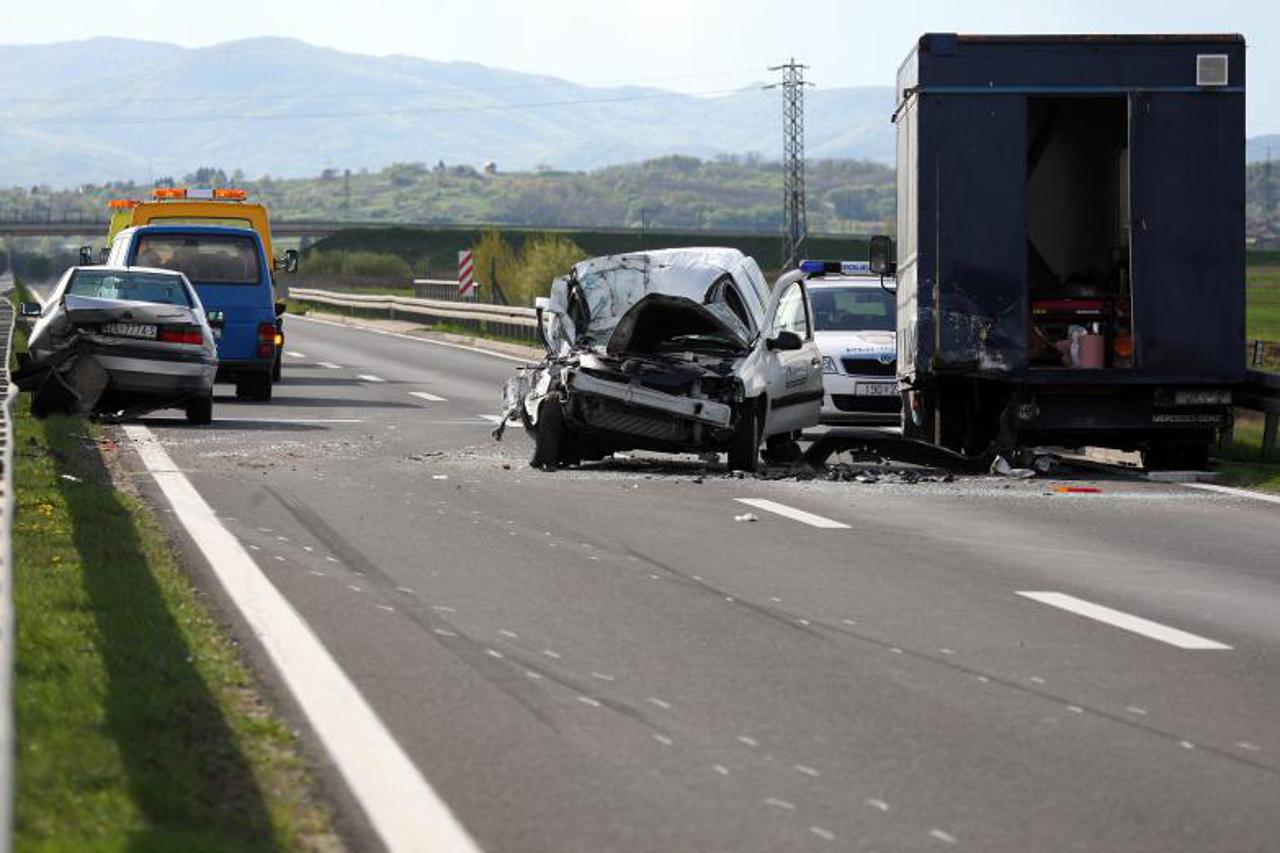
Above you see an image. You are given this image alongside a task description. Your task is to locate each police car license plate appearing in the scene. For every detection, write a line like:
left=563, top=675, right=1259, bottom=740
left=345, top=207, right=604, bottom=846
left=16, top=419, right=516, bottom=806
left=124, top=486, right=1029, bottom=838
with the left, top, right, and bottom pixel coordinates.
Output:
left=855, top=382, right=897, bottom=397
left=102, top=322, right=157, bottom=339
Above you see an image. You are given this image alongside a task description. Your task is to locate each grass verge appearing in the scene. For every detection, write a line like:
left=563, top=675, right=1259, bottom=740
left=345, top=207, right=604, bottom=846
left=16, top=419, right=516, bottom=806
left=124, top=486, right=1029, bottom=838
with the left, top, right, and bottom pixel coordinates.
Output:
left=1215, top=412, right=1280, bottom=493
left=8, top=289, right=339, bottom=851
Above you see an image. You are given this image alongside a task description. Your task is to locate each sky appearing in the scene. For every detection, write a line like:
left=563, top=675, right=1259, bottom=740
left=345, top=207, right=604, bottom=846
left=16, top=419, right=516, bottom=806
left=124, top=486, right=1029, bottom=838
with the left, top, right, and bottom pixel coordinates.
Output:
left=6, top=0, right=1278, bottom=135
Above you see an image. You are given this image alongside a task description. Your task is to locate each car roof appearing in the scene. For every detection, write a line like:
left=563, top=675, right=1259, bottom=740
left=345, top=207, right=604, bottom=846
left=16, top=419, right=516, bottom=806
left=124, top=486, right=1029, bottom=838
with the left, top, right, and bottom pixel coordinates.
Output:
left=72, top=264, right=186, bottom=276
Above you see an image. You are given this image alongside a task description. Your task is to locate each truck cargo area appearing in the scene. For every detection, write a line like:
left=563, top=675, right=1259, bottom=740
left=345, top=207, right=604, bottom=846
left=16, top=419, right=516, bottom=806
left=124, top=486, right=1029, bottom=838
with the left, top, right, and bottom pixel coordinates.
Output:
left=1027, top=97, right=1134, bottom=371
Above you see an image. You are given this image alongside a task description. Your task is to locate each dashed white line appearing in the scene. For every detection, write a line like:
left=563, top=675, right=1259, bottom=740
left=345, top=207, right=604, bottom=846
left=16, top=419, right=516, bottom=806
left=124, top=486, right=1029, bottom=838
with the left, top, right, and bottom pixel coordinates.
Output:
left=1237, top=741, right=1262, bottom=752
left=1180, top=740, right=1196, bottom=750
left=308, top=570, right=326, bottom=577
left=713, top=764, right=730, bottom=776
left=734, top=498, right=850, bottom=529
left=377, top=605, right=395, bottom=613
left=485, top=649, right=504, bottom=660
left=274, top=555, right=286, bottom=562
left=590, top=672, right=615, bottom=682
left=764, top=798, right=796, bottom=811
left=498, top=630, right=519, bottom=639
left=930, top=829, right=958, bottom=845
left=410, top=391, right=448, bottom=402
left=810, top=827, right=836, bottom=842
left=317, top=361, right=342, bottom=369
left=286, top=350, right=307, bottom=358
left=1017, top=591, right=1232, bottom=650
left=866, top=798, right=890, bottom=812
left=396, top=587, right=414, bottom=594
left=736, top=735, right=759, bottom=747
left=348, top=585, right=363, bottom=593
left=576, top=696, right=602, bottom=708
left=542, top=650, right=561, bottom=660
left=1126, top=706, right=1148, bottom=716
left=432, top=628, right=457, bottom=638
left=357, top=374, right=386, bottom=383
left=524, top=671, right=543, bottom=680
left=795, top=764, right=820, bottom=778
left=432, top=606, right=457, bottom=614
left=477, top=414, right=505, bottom=424
left=653, top=734, right=673, bottom=746
left=647, top=697, right=671, bottom=710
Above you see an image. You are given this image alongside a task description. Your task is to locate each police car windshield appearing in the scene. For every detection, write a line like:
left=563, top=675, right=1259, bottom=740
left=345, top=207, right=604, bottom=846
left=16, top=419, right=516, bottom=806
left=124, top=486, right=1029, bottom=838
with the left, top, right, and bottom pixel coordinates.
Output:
left=810, top=285, right=895, bottom=332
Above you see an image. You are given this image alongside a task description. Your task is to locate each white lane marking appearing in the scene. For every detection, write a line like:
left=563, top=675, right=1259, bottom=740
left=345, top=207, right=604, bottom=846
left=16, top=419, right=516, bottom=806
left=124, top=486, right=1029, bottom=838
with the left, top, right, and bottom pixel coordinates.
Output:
left=542, top=649, right=561, bottom=660
left=293, top=314, right=533, bottom=364
left=317, top=361, right=342, bottom=369
left=930, top=829, right=957, bottom=845
left=485, top=649, right=504, bottom=660
left=647, top=697, right=671, bottom=710
left=348, top=585, right=363, bottom=593
left=377, top=605, right=395, bottom=613
left=1017, top=592, right=1232, bottom=650
left=734, top=498, right=850, bottom=530
left=1126, top=706, right=1148, bottom=716
left=309, top=570, right=326, bottom=577
left=1180, top=740, right=1196, bottom=750
left=590, top=672, right=615, bottom=682
left=433, top=628, right=457, bottom=638
left=498, top=629, right=518, bottom=639
left=653, top=734, right=673, bottom=746
left=1067, top=705, right=1084, bottom=714
left=736, top=735, right=758, bottom=747
left=477, top=414, right=504, bottom=424
left=1185, top=483, right=1280, bottom=506
left=410, top=391, right=448, bottom=402
left=713, top=765, right=730, bottom=776
left=286, top=351, right=307, bottom=358
left=1238, top=741, right=1262, bottom=752
left=866, top=798, right=890, bottom=812
left=120, top=425, right=480, bottom=852
left=811, top=827, right=835, bottom=842
left=795, top=764, right=820, bottom=777
left=357, top=374, right=386, bottom=383
left=764, top=798, right=796, bottom=811
left=576, top=696, right=602, bottom=708
left=524, top=671, right=543, bottom=680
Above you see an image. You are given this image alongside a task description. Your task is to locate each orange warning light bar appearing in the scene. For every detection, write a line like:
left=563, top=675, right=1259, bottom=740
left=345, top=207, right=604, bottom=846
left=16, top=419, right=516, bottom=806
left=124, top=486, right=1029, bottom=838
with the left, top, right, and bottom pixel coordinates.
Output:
left=213, top=188, right=247, bottom=200
left=107, top=199, right=140, bottom=209
left=152, top=188, right=186, bottom=199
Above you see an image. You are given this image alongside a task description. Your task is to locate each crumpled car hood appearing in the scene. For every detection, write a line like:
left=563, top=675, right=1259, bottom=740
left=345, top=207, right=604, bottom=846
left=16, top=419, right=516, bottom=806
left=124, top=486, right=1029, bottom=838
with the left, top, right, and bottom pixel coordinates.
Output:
left=606, top=293, right=750, bottom=356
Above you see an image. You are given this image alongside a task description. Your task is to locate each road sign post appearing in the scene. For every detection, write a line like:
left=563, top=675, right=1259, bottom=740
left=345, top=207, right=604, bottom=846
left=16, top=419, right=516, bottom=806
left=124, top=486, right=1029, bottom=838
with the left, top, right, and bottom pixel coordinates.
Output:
left=457, top=251, right=476, bottom=301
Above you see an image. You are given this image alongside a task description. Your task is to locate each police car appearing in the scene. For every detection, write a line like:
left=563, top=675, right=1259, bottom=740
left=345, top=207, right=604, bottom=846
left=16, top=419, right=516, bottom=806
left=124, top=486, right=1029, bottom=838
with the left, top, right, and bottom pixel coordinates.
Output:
left=799, top=260, right=901, bottom=425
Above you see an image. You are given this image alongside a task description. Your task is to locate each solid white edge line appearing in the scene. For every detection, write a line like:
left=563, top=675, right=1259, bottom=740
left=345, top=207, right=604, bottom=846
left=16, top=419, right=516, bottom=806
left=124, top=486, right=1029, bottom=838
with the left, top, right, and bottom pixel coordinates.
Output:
left=292, top=314, right=533, bottom=364
left=1016, top=591, right=1232, bottom=650
left=121, top=425, right=481, bottom=852
left=734, top=498, right=850, bottom=529
left=410, top=392, right=448, bottom=402
left=1184, top=482, right=1280, bottom=506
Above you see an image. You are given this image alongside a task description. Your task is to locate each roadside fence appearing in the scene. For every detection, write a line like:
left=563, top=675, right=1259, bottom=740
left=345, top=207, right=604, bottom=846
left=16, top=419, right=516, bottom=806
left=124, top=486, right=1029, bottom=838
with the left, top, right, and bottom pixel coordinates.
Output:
left=0, top=277, right=18, bottom=853
left=289, top=287, right=539, bottom=344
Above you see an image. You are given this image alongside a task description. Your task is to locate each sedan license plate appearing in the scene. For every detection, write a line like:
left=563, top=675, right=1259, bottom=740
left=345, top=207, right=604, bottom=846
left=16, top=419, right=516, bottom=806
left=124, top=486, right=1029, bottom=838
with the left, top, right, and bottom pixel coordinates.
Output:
left=855, top=381, right=897, bottom=397
left=101, top=322, right=157, bottom=340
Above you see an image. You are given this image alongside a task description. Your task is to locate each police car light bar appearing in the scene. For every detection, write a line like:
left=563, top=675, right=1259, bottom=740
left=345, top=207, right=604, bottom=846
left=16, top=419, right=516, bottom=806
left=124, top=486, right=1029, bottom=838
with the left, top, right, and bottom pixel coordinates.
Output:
left=799, top=260, right=873, bottom=276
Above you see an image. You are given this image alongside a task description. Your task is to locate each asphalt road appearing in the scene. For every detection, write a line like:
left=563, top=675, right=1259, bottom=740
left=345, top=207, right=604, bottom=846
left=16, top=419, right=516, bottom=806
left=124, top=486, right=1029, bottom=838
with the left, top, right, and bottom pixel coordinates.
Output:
left=119, top=314, right=1280, bottom=852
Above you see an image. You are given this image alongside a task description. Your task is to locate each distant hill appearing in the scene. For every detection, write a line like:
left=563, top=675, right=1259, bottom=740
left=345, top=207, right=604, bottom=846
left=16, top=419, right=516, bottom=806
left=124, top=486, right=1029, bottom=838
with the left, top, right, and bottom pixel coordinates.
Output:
left=1248, top=135, right=1280, bottom=164
left=0, top=37, right=897, bottom=187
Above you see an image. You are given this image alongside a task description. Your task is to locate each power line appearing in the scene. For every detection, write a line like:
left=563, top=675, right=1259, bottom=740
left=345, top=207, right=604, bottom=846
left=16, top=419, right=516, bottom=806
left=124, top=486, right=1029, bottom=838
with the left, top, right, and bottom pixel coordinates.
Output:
left=765, top=59, right=811, bottom=269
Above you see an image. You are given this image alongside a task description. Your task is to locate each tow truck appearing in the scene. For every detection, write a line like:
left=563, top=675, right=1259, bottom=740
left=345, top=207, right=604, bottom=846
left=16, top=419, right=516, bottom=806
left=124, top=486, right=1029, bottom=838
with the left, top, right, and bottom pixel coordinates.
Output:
left=96, top=188, right=297, bottom=381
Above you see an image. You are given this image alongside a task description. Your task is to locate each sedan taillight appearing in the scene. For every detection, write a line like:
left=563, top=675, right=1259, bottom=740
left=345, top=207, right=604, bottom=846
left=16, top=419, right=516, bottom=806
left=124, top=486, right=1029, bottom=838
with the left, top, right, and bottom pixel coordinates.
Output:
left=159, top=326, right=204, bottom=345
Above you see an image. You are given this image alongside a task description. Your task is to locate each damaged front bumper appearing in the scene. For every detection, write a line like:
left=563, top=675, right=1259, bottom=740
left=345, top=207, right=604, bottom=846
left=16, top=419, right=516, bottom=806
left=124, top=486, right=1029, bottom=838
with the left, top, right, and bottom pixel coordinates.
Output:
left=564, top=369, right=733, bottom=428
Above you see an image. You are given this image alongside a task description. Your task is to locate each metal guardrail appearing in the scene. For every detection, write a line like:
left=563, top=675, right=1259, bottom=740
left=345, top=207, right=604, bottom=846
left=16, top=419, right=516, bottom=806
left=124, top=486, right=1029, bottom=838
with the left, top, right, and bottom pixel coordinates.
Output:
left=1240, top=368, right=1280, bottom=460
left=0, top=275, right=18, bottom=853
left=290, top=287, right=540, bottom=344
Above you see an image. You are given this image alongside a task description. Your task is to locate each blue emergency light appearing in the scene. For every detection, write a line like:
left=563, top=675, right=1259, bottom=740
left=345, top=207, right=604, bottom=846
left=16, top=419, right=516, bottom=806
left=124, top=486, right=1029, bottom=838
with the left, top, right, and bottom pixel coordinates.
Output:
left=799, top=260, right=873, bottom=276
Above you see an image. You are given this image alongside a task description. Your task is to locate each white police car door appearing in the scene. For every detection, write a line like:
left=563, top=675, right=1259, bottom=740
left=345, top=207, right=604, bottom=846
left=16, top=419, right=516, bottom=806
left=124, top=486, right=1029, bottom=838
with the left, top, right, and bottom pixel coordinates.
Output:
left=762, top=279, right=823, bottom=437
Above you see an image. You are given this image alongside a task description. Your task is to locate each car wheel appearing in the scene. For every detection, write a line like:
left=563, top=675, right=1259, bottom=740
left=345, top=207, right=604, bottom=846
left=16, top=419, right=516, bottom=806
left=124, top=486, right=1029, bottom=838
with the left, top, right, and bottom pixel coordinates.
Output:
left=530, top=398, right=564, bottom=470
left=185, top=394, right=213, bottom=425
left=236, top=372, right=273, bottom=402
left=762, top=434, right=803, bottom=465
left=728, top=399, right=761, bottom=473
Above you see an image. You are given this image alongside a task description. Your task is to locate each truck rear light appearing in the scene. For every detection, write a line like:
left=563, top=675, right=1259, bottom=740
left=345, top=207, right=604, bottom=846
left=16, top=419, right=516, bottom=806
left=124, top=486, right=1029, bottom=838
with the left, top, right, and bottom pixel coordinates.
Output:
left=159, top=326, right=204, bottom=345
left=257, top=322, right=276, bottom=358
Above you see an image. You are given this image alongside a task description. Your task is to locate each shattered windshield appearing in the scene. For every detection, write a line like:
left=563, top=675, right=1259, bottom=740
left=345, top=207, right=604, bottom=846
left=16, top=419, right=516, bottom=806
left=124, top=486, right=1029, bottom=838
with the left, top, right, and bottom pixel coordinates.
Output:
left=66, top=269, right=192, bottom=306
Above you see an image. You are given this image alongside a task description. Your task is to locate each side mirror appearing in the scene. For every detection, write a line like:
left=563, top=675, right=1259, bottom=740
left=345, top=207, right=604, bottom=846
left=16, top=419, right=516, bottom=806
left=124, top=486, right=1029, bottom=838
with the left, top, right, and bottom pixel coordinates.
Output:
left=274, top=300, right=287, bottom=317
left=283, top=249, right=299, bottom=274
left=767, top=330, right=804, bottom=351
left=98, top=247, right=109, bottom=264
left=79, top=246, right=93, bottom=266
left=206, top=310, right=225, bottom=327
left=20, top=302, right=42, bottom=318
left=869, top=235, right=896, bottom=276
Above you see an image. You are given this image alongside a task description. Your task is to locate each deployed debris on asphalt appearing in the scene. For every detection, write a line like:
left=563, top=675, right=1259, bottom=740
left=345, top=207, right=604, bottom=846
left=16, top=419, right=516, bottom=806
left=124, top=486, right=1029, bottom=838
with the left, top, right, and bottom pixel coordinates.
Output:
left=493, top=248, right=824, bottom=472
left=14, top=267, right=218, bottom=423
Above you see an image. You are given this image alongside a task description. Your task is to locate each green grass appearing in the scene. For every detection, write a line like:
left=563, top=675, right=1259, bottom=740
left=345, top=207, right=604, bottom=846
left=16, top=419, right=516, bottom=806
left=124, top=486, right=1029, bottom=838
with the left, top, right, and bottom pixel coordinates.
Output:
left=8, top=290, right=337, bottom=851
left=1246, top=264, right=1280, bottom=346
left=1215, top=412, right=1280, bottom=493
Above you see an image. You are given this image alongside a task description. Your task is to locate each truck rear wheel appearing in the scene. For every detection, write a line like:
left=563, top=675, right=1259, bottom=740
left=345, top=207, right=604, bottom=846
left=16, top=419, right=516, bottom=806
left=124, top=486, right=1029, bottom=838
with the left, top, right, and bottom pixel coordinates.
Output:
left=236, top=371, right=273, bottom=402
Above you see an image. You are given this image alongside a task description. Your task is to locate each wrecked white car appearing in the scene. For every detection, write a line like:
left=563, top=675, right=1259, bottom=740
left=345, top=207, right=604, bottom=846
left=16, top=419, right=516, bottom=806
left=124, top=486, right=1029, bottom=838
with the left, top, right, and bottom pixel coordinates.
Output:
left=15, top=266, right=219, bottom=423
left=494, top=248, right=824, bottom=471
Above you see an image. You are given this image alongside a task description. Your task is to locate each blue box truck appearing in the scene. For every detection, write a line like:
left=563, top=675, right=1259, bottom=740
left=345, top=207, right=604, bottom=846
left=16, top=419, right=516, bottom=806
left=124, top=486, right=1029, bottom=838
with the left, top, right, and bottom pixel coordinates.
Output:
left=889, top=34, right=1245, bottom=468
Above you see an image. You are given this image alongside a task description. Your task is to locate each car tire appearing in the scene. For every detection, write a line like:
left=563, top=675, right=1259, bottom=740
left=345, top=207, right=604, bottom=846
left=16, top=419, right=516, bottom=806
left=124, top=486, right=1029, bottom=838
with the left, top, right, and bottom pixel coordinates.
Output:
left=762, top=434, right=803, bottom=465
left=728, top=399, right=761, bottom=473
left=236, top=371, right=273, bottom=402
left=530, top=398, right=564, bottom=470
left=185, top=394, right=213, bottom=425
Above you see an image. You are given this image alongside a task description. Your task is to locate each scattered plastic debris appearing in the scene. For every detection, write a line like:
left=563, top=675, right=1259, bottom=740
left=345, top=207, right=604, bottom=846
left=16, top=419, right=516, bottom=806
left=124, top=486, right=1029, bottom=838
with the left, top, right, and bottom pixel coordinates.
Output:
left=1053, top=486, right=1102, bottom=494
left=59, top=474, right=82, bottom=483
left=432, top=474, right=450, bottom=481
left=734, top=513, right=759, bottom=523
left=991, top=456, right=1036, bottom=479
